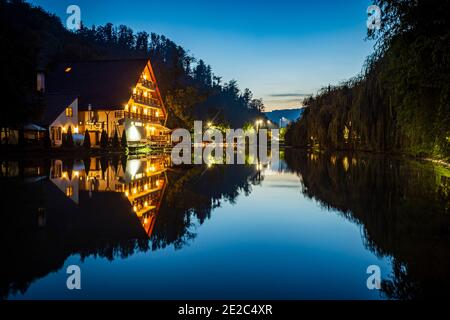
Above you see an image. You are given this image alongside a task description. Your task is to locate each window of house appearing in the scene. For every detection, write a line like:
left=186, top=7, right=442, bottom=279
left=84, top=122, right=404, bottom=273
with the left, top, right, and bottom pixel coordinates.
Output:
left=66, top=107, right=73, bottom=117
left=66, top=186, right=74, bottom=197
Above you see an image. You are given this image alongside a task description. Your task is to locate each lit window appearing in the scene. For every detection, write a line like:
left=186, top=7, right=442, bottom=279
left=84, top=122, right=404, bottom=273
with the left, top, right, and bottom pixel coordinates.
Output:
left=66, top=186, right=73, bottom=197
left=66, top=107, right=73, bottom=117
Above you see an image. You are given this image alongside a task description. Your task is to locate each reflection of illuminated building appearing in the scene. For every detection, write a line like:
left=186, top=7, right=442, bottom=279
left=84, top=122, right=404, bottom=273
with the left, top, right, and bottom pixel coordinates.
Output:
left=48, top=155, right=170, bottom=237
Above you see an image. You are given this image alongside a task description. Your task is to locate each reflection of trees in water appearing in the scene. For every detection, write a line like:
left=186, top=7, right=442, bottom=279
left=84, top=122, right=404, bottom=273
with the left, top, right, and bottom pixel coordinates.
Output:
left=0, top=158, right=258, bottom=298
left=381, top=261, right=422, bottom=300
left=285, top=149, right=450, bottom=300
left=0, top=177, right=151, bottom=299
left=151, top=165, right=258, bottom=250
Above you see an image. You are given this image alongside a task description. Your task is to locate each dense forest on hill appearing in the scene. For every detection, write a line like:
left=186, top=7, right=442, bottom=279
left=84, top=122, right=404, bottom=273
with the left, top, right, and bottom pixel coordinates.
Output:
left=0, top=0, right=264, bottom=130
left=285, top=0, right=450, bottom=160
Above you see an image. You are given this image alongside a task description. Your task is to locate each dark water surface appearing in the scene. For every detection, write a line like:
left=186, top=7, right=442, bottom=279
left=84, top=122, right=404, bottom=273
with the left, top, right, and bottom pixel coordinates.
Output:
left=1, top=150, right=449, bottom=300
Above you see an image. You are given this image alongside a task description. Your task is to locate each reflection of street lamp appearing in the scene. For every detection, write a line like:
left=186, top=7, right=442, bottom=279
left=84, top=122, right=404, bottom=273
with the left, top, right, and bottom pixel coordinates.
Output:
left=255, top=120, right=264, bottom=163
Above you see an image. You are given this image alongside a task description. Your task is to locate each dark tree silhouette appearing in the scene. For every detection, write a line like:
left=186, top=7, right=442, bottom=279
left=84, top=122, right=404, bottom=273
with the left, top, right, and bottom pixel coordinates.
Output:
left=100, top=130, right=108, bottom=149
left=121, top=130, right=127, bottom=148
left=286, top=0, right=450, bottom=160
left=112, top=130, right=120, bottom=148
left=83, top=130, right=91, bottom=149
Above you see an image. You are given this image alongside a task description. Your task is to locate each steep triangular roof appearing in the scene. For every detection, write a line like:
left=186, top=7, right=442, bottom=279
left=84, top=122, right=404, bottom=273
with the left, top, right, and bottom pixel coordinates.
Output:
left=40, top=93, right=78, bottom=126
left=46, top=59, right=150, bottom=111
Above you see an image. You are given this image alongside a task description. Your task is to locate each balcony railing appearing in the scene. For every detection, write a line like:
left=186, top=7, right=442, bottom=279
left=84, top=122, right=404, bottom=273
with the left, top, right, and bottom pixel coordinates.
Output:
left=132, top=94, right=160, bottom=108
left=115, top=111, right=163, bottom=123
left=139, top=78, right=156, bottom=90
left=149, top=136, right=169, bottom=142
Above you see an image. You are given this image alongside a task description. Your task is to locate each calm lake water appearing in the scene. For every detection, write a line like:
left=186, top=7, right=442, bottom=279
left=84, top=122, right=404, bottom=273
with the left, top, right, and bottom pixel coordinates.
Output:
left=1, top=149, right=449, bottom=300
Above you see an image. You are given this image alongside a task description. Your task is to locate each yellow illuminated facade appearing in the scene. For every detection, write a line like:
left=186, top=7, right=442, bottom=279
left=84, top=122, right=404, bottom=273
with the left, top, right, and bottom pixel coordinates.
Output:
left=48, top=155, right=170, bottom=237
left=78, top=60, right=171, bottom=147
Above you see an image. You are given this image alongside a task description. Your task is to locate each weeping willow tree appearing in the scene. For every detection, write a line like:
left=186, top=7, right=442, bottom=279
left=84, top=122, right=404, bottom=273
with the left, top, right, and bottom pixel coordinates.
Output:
left=286, top=0, right=450, bottom=159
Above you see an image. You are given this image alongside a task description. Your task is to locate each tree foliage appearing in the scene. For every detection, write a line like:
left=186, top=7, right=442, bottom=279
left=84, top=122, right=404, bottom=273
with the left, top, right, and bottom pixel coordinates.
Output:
left=100, top=130, right=108, bottom=149
left=286, top=0, right=450, bottom=159
left=83, top=130, right=91, bottom=149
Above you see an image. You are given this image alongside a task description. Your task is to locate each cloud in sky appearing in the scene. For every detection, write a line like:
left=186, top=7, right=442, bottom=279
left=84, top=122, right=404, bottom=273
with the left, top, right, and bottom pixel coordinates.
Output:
left=268, top=93, right=313, bottom=98
left=266, top=98, right=305, bottom=104
left=264, top=92, right=313, bottom=110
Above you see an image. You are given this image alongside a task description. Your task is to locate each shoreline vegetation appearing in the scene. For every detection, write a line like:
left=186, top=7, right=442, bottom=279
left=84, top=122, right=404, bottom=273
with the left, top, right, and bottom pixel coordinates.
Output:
left=285, top=0, right=449, bottom=163
left=284, top=145, right=450, bottom=171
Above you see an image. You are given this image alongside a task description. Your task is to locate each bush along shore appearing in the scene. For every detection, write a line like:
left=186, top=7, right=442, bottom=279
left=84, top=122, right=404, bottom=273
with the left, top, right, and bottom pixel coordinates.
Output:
left=0, top=129, right=129, bottom=157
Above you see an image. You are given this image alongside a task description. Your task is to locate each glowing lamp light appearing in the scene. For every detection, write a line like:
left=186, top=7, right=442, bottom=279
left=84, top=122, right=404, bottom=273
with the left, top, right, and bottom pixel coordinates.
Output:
left=124, top=104, right=129, bottom=111
left=133, top=88, right=137, bottom=94
left=155, top=111, right=160, bottom=117
left=133, top=206, right=137, bottom=212
left=144, top=218, right=148, bottom=224
left=132, top=105, right=137, bottom=113
left=74, top=127, right=79, bottom=134
left=144, top=184, right=148, bottom=190
left=145, top=201, right=148, bottom=207
left=133, top=188, right=137, bottom=195
left=144, top=109, right=148, bottom=115
left=144, top=91, right=148, bottom=98
left=208, top=122, right=213, bottom=128
left=125, top=191, right=129, bottom=197
left=143, top=74, right=147, bottom=80
left=128, top=125, right=141, bottom=141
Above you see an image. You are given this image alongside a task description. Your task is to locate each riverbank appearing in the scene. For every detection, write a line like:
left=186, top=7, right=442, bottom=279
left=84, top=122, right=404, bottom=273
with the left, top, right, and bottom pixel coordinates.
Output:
left=284, top=145, right=450, bottom=170
left=0, top=146, right=126, bottom=159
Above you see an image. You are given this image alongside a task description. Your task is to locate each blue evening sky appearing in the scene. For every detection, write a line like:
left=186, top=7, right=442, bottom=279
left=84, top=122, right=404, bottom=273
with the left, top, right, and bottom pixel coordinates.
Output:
left=30, top=0, right=375, bottom=110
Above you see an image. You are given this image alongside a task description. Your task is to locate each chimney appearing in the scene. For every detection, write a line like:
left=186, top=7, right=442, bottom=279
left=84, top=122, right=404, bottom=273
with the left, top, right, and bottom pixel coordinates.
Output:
left=37, top=72, right=45, bottom=92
